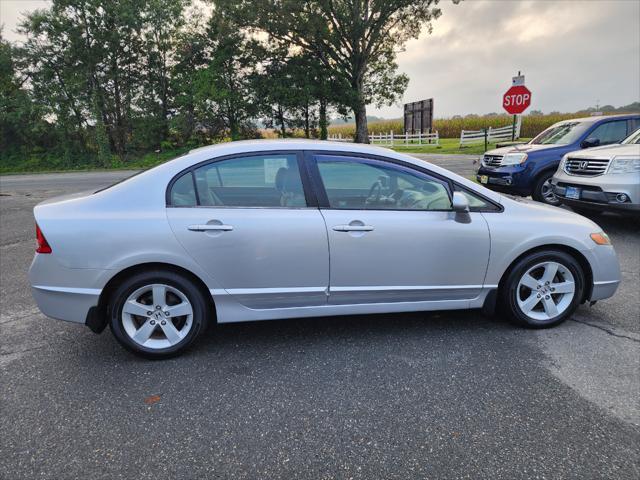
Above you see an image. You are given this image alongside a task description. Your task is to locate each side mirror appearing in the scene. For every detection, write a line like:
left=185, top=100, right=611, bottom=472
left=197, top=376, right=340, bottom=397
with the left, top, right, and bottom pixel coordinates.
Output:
left=452, top=191, right=470, bottom=213
left=580, top=137, right=600, bottom=149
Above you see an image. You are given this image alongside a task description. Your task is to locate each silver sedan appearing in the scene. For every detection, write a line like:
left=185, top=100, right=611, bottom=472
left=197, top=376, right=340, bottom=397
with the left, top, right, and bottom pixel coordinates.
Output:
left=29, top=140, right=621, bottom=358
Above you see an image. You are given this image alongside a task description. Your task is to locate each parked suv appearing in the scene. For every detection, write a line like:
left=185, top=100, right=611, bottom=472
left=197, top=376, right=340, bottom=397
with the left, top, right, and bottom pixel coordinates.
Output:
left=476, top=114, right=640, bottom=205
left=551, top=128, right=640, bottom=215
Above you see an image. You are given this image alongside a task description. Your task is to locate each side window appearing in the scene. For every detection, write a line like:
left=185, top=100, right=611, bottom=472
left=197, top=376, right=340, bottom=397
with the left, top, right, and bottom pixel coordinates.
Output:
left=588, top=120, right=628, bottom=146
left=190, top=154, right=307, bottom=207
left=315, top=156, right=452, bottom=211
left=454, top=185, right=499, bottom=211
left=170, top=172, right=197, bottom=207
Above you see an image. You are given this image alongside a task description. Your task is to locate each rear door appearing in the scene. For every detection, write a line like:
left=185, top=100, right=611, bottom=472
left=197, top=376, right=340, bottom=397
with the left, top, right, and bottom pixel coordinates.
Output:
left=586, top=119, right=632, bottom=146
left=307, top=153, right=491, bottom=305
left=167, top=151, right=329, bottom=309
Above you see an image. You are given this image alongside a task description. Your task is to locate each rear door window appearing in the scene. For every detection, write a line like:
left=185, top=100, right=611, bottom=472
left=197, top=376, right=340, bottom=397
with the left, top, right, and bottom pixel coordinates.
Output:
left=588, top=120, right=629, bottom=145
left=191, top=154, right=307, bottom=208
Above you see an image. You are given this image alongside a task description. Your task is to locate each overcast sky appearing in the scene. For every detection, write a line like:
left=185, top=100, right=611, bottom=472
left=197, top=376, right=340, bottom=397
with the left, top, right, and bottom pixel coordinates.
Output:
left=2, top=0, right=639, bottom=118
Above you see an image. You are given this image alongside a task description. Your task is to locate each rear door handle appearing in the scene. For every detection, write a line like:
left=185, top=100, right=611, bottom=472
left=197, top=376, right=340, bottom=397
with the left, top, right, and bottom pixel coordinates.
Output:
left=188, top=224, right=234, bottom=232
left=332, top=225, right=374, bottom=232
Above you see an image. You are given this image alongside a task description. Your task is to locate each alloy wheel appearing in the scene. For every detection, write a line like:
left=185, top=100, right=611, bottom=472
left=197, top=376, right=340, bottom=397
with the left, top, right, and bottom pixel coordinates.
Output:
left=541, top=179, right=560, bottom=205
left=516, top=261, right=576, bottom=321
left=121, top=283, right=194, bottom=349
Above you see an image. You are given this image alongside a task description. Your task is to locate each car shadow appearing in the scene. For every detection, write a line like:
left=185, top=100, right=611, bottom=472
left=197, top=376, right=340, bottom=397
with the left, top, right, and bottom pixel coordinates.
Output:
left=564, top=208, right=640, bottom=233
left=185, top=309, right=514, bottom=358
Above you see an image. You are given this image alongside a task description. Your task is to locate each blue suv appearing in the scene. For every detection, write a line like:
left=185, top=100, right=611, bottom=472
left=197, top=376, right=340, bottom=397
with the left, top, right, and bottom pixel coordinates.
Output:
left=476, top=114, right=640, bottom=205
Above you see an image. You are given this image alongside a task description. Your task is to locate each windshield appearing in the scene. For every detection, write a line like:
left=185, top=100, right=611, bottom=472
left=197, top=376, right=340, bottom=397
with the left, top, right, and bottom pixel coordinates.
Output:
left=529, top=122, right=591, bottom=145
left=622, top=128, right=640, bottom=145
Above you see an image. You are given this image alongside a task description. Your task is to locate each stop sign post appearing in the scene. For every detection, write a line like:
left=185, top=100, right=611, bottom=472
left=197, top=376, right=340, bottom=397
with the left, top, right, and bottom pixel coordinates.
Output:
left=503, top=85, right=532, bottom=114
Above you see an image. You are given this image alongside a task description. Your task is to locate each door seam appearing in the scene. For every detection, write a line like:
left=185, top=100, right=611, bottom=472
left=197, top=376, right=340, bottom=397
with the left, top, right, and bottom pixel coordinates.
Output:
left=317, top=208, right=331, bottom=302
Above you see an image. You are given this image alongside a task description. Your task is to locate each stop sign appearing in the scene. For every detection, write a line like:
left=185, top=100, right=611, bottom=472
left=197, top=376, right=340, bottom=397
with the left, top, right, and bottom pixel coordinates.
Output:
left=503, top=85, right=532, bottom=114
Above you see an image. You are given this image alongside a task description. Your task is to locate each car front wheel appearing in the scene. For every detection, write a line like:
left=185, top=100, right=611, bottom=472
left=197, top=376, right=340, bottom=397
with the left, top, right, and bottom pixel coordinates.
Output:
left=532, top=171, right=561, bottom=206
left=109, top=270, right=210, bottom=359
left=501, top=250, right=585, bottom=328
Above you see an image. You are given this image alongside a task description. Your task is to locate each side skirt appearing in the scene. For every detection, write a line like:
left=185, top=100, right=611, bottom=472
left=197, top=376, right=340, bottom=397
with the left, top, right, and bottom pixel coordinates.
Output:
left=211, top=288, right=495, bottom=323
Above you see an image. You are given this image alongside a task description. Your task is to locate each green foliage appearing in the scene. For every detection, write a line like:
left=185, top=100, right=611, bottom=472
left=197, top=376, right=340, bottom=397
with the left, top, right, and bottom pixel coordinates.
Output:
left=218, top=0, right=443, bottom=142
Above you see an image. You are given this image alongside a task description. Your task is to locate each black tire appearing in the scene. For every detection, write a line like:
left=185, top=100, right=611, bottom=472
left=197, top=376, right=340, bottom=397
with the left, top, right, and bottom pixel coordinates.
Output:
left=109, top=270, right=210, bottom=359
left=500, top=250, right=585, bottom=328
left=532, top=171, right=561, bottom=206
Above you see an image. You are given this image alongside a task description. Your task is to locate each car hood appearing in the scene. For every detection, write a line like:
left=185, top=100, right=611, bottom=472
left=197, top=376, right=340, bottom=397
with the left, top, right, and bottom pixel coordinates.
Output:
left=484, top=143, right=562, bottom=156
left=565, top=143, right=640, bottom=159
left=500, top=194, right=601, bottom=228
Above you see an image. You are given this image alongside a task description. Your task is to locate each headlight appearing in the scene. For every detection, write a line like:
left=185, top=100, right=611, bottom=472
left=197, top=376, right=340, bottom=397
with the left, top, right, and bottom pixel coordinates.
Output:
left=501, top=153, right=528, bottom=165
left=608, top=155, right=640, bottom=174
left=559, top=154, right=569, bottom=169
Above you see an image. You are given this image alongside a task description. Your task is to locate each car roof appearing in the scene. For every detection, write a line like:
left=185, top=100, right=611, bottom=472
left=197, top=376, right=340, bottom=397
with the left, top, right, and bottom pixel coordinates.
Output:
left=186, top=138, right=403, bottom=157
left=102, top=138, right=503, bottom=204
left=556, top=113, right=640, bottom=125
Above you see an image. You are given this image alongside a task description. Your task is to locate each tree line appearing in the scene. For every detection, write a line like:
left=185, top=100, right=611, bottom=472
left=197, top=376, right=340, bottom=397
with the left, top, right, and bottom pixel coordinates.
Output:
left=1, top=0, right=448, bottom=169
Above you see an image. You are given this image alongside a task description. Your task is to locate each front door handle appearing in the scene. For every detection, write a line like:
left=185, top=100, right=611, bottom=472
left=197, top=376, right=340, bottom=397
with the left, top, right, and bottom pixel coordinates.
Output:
left=188, top=224, right=234, bottom=232
left=332, top=225, right=374, bottom=232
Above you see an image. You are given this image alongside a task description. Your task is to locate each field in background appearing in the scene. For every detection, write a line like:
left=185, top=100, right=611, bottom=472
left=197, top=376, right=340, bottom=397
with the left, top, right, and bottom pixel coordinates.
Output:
left=328, top=112, right=596, bottom=139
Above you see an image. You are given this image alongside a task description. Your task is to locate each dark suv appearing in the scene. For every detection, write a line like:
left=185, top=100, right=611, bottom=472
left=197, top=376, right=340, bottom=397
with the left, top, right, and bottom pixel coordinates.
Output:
left=476, top=114, right=640, bottom=205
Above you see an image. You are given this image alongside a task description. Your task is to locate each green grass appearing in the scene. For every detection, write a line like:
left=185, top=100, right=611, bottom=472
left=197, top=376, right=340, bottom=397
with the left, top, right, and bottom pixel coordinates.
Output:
left=387, top=137, right=530, bottom=155
left=0, top=139, right=531, bottom=174
left=0, top=147, right=191, bottom=175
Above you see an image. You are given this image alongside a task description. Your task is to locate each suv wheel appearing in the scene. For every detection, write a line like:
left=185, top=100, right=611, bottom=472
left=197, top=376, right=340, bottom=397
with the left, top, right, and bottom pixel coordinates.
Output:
left=532, top=171, right=561, bottom=206
left=501, top=250, right=585, bottom=328
left=109, top=270, right=210, bottom=359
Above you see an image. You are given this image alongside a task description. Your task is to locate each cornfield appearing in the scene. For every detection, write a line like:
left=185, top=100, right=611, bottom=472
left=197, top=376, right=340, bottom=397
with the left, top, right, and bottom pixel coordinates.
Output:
left=327, top=112, right=620, bottom=139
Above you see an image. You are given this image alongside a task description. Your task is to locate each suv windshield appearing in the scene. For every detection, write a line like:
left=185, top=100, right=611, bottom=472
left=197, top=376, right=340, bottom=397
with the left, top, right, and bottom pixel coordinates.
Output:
left=622, top=128, right=640, bottom=145
left=529, top=122, right=591, bottom=145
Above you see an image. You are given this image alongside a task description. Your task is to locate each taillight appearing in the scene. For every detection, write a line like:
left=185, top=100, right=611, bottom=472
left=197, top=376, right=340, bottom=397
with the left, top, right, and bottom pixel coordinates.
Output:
left=35, top=223, right=52, bottom=254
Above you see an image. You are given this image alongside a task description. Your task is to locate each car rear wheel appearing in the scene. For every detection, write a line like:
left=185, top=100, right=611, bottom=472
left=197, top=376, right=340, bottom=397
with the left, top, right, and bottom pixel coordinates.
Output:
left=109, top=270, right=210, bottom=359
left=532, top=171, right=561, bottom=206
left=501, top=250, right=585, bottom=328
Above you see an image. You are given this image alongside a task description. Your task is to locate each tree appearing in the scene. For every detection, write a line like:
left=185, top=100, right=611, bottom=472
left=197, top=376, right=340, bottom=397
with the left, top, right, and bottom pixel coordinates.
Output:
left=192, top=11, right=260, bottom=140
left=138, top=0, right=190, bottom=148
left=19, top=0, right=147, bottom=162
left=0, top=30, right=44, bottom=158
left=171, top=14, right=208, bottom=144
left=218, top=0, right=447, bottom=142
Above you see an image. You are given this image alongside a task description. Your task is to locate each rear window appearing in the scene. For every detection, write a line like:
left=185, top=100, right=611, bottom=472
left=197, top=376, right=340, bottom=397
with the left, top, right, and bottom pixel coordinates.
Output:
left=170, top=172, right=197, bottom=206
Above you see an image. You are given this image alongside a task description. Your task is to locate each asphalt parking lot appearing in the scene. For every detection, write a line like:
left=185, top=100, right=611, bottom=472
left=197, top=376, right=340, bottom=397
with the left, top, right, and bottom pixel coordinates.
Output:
left=1, top=155, right=639, bottom=479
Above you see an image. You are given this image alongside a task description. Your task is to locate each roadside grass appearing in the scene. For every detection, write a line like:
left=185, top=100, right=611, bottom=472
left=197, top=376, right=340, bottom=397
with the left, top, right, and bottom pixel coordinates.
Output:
left=0, top=147, right=191, bottom=175
left=387, top=137, right=531, bottom=155
left=0, top=138, right=531, bottom=174
left=389, top=138, right=494, bottom=155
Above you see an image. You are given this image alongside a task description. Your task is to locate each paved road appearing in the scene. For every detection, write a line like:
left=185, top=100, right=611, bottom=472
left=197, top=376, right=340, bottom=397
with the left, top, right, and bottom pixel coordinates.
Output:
left=1, top=161, right=639, bottom=479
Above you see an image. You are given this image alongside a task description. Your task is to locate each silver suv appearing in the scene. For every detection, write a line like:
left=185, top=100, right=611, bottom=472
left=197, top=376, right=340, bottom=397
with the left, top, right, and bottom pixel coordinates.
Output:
left=551, top=128, right=640, bottom=215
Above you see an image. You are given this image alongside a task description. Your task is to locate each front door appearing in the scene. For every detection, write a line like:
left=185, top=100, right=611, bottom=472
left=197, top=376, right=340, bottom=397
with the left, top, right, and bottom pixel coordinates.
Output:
left=167, top=152, right=329, bottom=309
left=310, top=154, right=491, bottom=305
